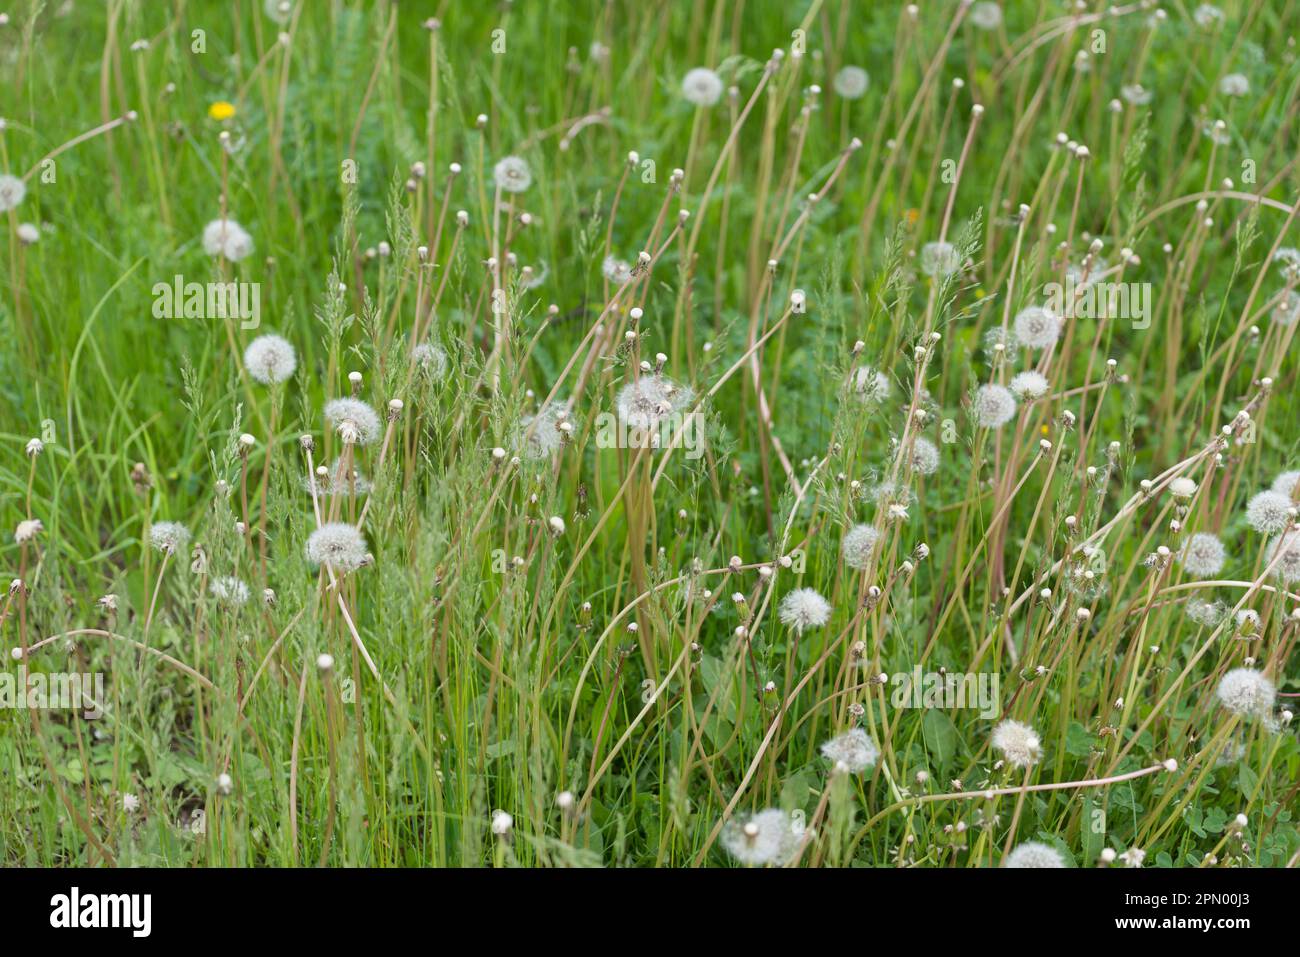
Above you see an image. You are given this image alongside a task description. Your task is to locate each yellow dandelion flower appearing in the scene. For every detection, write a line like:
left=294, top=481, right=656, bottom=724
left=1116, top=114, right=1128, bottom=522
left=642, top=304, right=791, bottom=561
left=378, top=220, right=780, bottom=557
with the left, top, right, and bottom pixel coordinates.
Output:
left=209, top=101, right=237, bottom=122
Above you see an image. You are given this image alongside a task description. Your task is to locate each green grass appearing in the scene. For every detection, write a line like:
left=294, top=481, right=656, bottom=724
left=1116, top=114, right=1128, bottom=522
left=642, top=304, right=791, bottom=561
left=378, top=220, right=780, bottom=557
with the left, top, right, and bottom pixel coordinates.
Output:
left=0, top=0, right=1298, bottom=868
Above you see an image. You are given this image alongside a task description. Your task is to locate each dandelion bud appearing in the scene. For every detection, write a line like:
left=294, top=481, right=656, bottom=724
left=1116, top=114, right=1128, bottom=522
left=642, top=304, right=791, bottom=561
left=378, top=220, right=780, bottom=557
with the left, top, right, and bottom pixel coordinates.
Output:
left=300, top=434, right=315, bottom=451
left=263, top=588, right=276, bottom=607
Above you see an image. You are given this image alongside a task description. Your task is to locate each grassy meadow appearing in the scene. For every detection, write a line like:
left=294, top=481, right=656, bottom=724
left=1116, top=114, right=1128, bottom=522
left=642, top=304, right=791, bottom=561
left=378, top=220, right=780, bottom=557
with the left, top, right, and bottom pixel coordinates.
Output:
left=1, top=0, right=1299, bottom=868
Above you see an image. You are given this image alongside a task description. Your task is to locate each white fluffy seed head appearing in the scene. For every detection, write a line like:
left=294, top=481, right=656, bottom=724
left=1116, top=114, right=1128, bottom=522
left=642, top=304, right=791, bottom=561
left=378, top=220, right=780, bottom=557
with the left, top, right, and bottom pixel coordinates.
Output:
left=919, top=240, right=961, bottom=277
left=1179, top=532, right=1226, bottom=578
left=1246, top=490, right=1292, bottom=534
left=777, top=587, right=832, bottom=634
left=851, top=366, right=892, bottom=404
left=1216, top=667, right=1275, bottom=719
left=721, top=809, right=797, bottom=866
left=1004, top=841, right=1066, bottom=868
left=992, top=718, right=1042, bottom=768
left=819, top=727, right=879, bottom=773
left=1270, top=470, right=1300, bottom=499
left=324, top=398, right=382, bottom=446
left=210, top=576, right=251, bottom=606
left=841, top=523, right=881, bottom=570
left=305, top=522, right=369, bottom=572
left=149, top=521, right=191, bottom=554
left=493, top=155, right=532, bottom=193
left=910, top=436, right=940, bottom=475
left=833, top=65, right=869, bottom=99
left=682, top=67, right=724, bottom=106
left=1009, top=370, right=1050, bottom=400
left=412, top=342, right=449, bottom=380
left=244, top=333, right=297, bottom=385
left=973, top=384, right=1017, bottom=427
left=201, top=217, right=254, bottom=261
left=1268, top=527, right=1300, bottom=583
left=1012, top=306, right=1062, bottom=350
left=0, top=173, right=27, bottom=212
left=1168, top=476, right=1198, bottom=499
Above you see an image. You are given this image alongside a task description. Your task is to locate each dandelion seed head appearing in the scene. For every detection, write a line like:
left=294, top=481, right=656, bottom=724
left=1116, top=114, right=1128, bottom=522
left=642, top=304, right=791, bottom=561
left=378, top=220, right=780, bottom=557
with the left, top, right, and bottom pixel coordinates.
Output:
left=973, top=384, right=1017, bottom=428
left=305, top=522, right=369, bottom=572
left=991, top=718, right=1042, bottom=768
left=412, top=342, right=449, bottom=380
left=909, top=436, right=940, bottom=475
left=1272, top=291, right=1300, bottom=326
left=1179, top=531, right=1226, bottom=578
left=1270, top=470, right=1300, bottom=499
left=1009, top=370, right=1050, bottom=400
left=244, top=333, right=297, bottom=385
left=819, top=727, right=879, bottom=773
left=0, top=173, right=26, bottom=213
left=1169, top=477, right=1198, bottom=499
left=920, top=240, right=962, bottom=278
left=1121, top=84, right=1153, bottom=106
left=492, top=155, right=532, bottom=193
left=1267, top=527, right=1300, bottom=583
left=15, top=519, right=42, bottom=543
left=210, top=576, right=250, bottom=606
left=201, top=218, right=254, bottom=261
left=851, top=365, right=892, bottom=404
left=841, top=523, right=881, bottom=570
left=16, top=222, right=39, bottom=244
left=833, top=65, right=869, bottom=99
left=1185, top=597, right=1227, bottom=627
left=616, top=375, right=691, bottom=432
left=263, top=0, right=293, bottom=25
left=1246, top=490, right=1292, bottom=534
left=149, top=521, right=191, bottom=554
left=516, top=402, right=569, bottom=459
left=1194, top=4, right=1225, bottom=28
left=1004, top=841, right=1066, bottom=868
left=1216, top=667, right=1275, bottom=719
left=1219, top=73, right=1250, bottom=97
left=601, top=256, right=632, bottom=284
left=721, top=809, right=797, bottom=866
left=778, top=587, right=831, bottom=634
left=324, top=398, right=381, bottom=446
left=682, top=67, right=724, bottom=106
left=969, top=1, right=1003, bottom=30
left=1013, top=306, right=1062, bottom=350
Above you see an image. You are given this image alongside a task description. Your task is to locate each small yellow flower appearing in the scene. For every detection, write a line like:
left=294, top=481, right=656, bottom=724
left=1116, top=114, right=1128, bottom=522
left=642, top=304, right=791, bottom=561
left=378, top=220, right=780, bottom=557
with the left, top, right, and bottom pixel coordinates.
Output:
left=1040, top=425, right=1050, bottom=436
left=208, top=101, right=237, bottom=122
